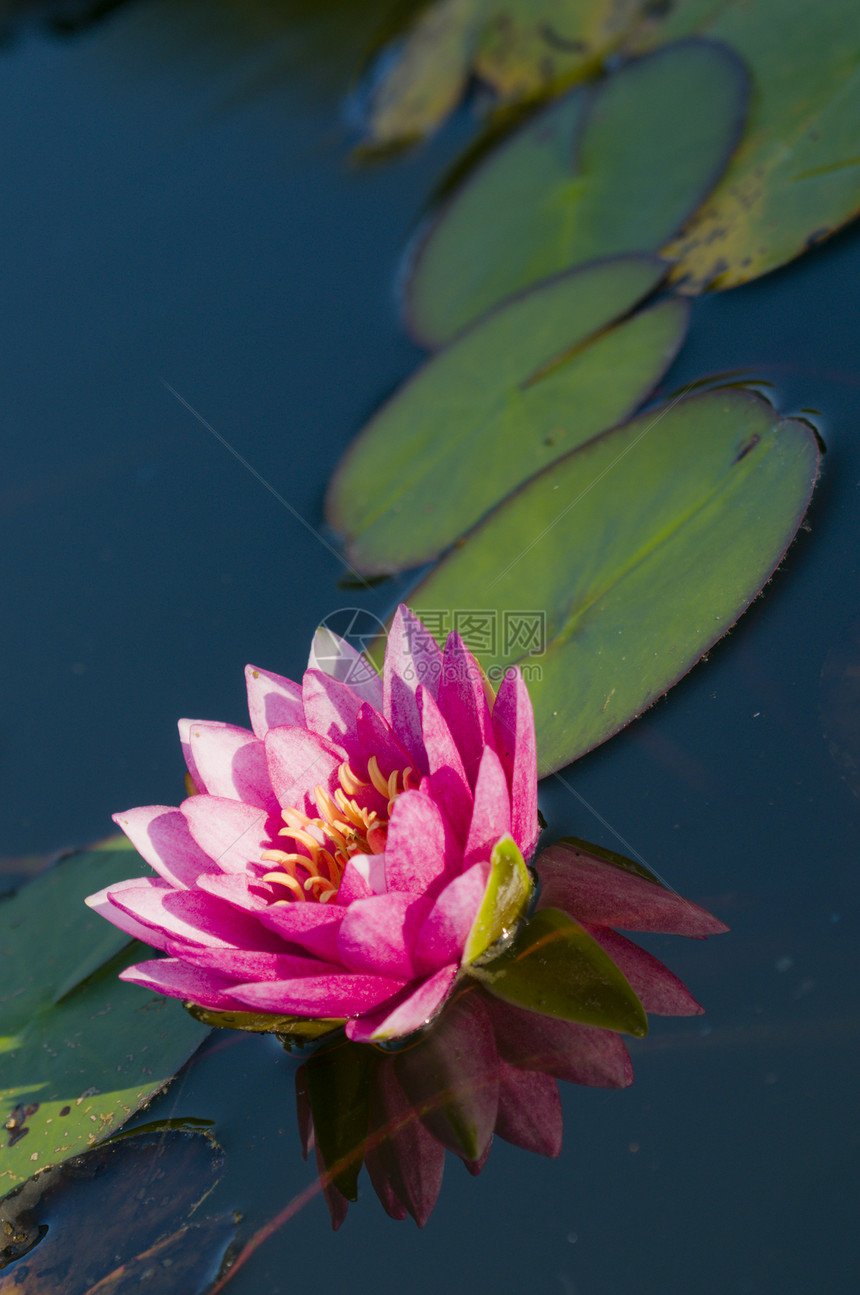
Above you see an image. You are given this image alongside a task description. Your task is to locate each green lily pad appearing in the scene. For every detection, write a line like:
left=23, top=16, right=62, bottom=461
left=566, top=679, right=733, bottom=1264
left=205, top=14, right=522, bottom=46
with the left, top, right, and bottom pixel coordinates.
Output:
left=361, top=0, right=648, bottom=149
left=328, top=256, right=687, bottom=573
left=404, top=38, right=748, bottom=345
left=0, top=841, right=209, bottom=1189
left=462, top=835, right=533, bottom=965
left=0, top=1130, right=234, bottom=1293
left=406, top=389, right=820, bottom=773
left=467, top=906, right=648, bottom=1034
left=626, top=0, right=860, bottom=291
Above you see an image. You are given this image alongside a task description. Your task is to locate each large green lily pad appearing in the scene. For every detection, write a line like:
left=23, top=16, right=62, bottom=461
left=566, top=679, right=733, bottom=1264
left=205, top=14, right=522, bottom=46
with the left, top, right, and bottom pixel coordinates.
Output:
left=0, top=841, right=209, bottom=1188
left=361, top=0, right=648, bottom=149
left=404, top=38, right=748, bottom=344
left=406, top=388, right=820, bottom=773
left=328, top=256, right=687, bottom=573
left=326, top=257, right=689, bottom=572
left=626, top=0, right=860, bottom=291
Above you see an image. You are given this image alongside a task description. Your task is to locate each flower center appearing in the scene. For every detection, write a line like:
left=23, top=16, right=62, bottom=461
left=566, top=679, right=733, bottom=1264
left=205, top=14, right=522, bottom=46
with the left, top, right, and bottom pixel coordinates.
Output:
left=260, top=756, right=414, bottom=904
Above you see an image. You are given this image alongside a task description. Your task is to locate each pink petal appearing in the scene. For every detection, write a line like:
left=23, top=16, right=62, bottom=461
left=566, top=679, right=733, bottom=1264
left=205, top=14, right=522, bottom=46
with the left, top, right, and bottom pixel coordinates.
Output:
left=302, top=669, right=365, bottom=763
left=495, top=1062, right=562, bottom=1157
left=253, top=900, right=346, bottom=963
left=165, top=942, right=339, bottom=982
left=308, top=626, right=384, bottom=711
left=185, top=721, right=277, bottom=813
left=412, top=863, right=489, bottom=976
left=230, top=971, right=406, bottom=1016
left=337, top=891, right=432, bottom=980
left=535, top=844, right=729, bottom=937
left=346, top=963, right=459, bottom=1043
left=382, top=605, right=443, bottom=768
left=112, top=805, right=212, bottom=889
left=491, top=668, right=539, bottom=860
left=195, top=870, right=269, bottom=914
left=384, top=788, right=459, bottom=898
left=481, top=993, right=633, bottom=1088
left=107, top=878, right=285, bottom=952
left=119, top=957, right=248, bottom=1010
left=437, top=633, right=496, bottom=787
left=336, top=853, right=387, bottom=905
left=86, top=879, right=174, bottom=950
left=463, top=747, right=512, bottom=869
left=178, top=718, right=207, bottom=793
left=587, top=925, right=705, bottom=1016
left=180, top=795, right=281, bottom=875
left=415, top=686, right=473, bottom=838
left=393, top=991, right=499, bottom=1162
left=355, top=704, right=415, bottom=781
left=264, top=725, right=343, bottom=817
left=245, top=665, right=304, bottom=738
left=365, top=1059, right=445, bottom=1226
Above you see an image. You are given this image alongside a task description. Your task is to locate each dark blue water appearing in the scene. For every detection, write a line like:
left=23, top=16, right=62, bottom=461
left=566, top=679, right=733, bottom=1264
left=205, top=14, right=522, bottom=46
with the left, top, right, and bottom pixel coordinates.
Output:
left=2, top=3, right=858, bottom=1292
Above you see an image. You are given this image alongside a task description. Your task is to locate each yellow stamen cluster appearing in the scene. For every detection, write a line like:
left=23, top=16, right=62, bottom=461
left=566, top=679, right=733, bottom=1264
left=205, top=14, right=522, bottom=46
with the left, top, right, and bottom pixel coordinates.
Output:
left=261, top=757, right=414, bottom=904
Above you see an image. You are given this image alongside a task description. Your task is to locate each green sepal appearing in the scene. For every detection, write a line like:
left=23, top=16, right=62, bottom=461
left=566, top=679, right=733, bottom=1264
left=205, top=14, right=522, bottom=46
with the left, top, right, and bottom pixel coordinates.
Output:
left=462, top=834, right=533, bottom=966
left=182, top=1002, right=345, bottom=1041
left=467, top=906, right=648, bottom=1036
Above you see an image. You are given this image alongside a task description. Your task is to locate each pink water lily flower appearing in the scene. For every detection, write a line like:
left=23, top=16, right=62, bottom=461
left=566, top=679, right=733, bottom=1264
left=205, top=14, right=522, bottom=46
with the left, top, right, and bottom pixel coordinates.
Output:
left=87, top=606, right=539, bottom=1042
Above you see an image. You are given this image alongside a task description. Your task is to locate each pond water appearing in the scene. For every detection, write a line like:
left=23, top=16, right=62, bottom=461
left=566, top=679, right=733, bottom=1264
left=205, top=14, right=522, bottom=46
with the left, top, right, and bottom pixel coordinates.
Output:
left=1, top=2, right=858, bottom=1292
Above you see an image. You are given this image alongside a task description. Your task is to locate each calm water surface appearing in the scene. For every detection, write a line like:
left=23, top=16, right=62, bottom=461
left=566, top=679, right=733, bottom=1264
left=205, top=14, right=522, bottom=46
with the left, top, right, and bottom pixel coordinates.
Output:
left=1, top=3, right=858, bottom=1291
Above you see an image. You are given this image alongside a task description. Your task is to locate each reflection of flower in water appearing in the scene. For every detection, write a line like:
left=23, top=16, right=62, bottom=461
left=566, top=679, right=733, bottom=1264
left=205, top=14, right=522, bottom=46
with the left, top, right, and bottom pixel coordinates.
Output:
left=298, top=840, right=727, bottom=1227
left=87, top=606, right=540, bottom=1041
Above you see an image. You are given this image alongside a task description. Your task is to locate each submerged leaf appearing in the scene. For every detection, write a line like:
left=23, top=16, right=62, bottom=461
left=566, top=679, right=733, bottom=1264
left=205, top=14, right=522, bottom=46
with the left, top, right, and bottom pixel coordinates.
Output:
left=467, top=907, right=648, bottom=1035
left=0, top=843, right=209, bottom=1189
left=0, top=1130, right=234, bottom=1294
left=362, top=0, right=648, bottom=147
left=304, top=1038, right=379, bottom=1202
left=405, top=38, right=748, bottom=344
left=627, top=0, right=860, bottom=290
left=329, top=256, right=687, bottom=573
left=406, top=389, right=820, bottom=773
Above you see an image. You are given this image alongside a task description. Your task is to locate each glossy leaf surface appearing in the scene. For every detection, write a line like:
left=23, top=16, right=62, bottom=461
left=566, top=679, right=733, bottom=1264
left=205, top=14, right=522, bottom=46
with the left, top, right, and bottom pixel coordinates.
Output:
left=405, top=38, right=748, bottom=344
left=0, top=1130, right=233, bottom=1294
left=407, top=389, right=820, bottom=772
left=628, top=0, right=860, bottom=290
left=329, top=257, right=687, bottom=573
left=468, top=906, right=648, bottom=1035
left=0, top=842, right=209, bottom=1188
left=463, top=835, right=532, bottom=965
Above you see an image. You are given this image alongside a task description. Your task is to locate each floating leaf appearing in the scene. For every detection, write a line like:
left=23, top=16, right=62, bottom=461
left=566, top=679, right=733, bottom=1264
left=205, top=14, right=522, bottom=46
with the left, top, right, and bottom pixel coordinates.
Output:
left=362, top=0, right=648, bottom=148
left=406, top=389, right=820, bottom=773
left=462, top=835, right=532, bottom=965
left=0, top=842, right=209, bottom=1188
left=0, top=1130, right=234, bottom=1294
left=626, top=0, right=860, bottom=290
left=329, top=256, right=687, bottom=573
left=467, top=907, right=648, bottom=1034
left=405, top=38, right=748, bottom=344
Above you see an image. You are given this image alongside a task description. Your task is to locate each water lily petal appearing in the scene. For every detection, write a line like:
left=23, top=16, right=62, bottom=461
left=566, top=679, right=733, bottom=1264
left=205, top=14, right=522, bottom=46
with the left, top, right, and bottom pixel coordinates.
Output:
left=365, top=1059, right=446, bottom=1227
left=264, top=724, right=344, bottom=816
left=337, top=852, right=388, bottom=904
left=437, top=632, right=496, bottom=787
left=346, top=963, right=459, bottom=1043
left=535, top=845, right=729, bottom=937
left=302, top=668, right=366, bottom=763
left=416, top=686, right=473, bottom=837
left=245, top=664, right=304, bottom=738
left=111, top=805, right=212, bottom=889
left=253, top=900, right=346, bottom=962
left=108, top=878, right=285, bottom=951
left=308, top=626, right=384, bottom=710
left=231, top=971, right=406, bottom=1016
left=337, top=891, right=432, bottom=980
left=482, top=993, right=633, bottom=1088
left=119, top=957, right=248, bottom=1010
left=178, top=717, right=208, bottom=793
left=384, top=788, right=457, bottom=897
left=185, top=721, right=277, bottom=813
left=355, top=703, right=415, bottom=781
left=413, top=863, right=489, bottom=975
left=382, top=604, right=443, bottom=768
left=492, top=667, right=539, bottom=859
left=165, top=942, right=339, bottom=981
left=495, top=1062, right=562, bottom=1157
left=587, top=925, right=704, bottom=1016
left=86, top=879, right=174, bottom=949
left=180, top=794, right=281, bottom=875
left=463, top=747, right=512, bottom=869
